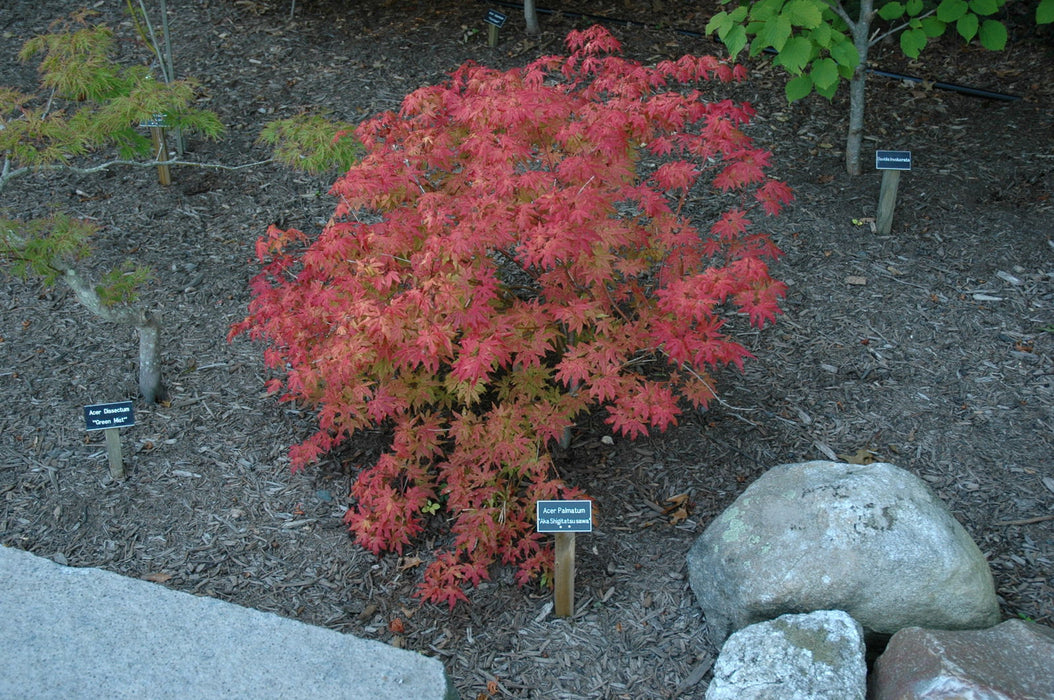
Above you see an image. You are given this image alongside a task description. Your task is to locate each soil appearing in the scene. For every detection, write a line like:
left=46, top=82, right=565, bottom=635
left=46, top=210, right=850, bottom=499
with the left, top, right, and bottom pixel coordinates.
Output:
left=2, top=1, right=1052, bottom=698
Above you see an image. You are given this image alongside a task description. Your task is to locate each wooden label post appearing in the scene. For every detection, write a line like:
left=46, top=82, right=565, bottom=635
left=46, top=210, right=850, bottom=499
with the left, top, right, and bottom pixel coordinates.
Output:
left=536, top=499, right=592, bottom=618
left=875, top=150, right=912, bottom=235
left=484, top=9, right=507, bottom=48
left=150, top=127, right=172, bottom=186
left=84, top=401, right=135, bottom=480
left=140, top=113, right=172, bottom=186
left=553, top=530, right=575, bottom=617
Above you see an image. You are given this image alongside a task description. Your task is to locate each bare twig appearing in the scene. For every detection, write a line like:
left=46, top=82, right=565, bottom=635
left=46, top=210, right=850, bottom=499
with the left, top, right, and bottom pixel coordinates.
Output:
left=995, top=514, right=1054, bottom=526
left=1, top=156, right=274, bottom=194
left=870, top=8, right=938, bottom=47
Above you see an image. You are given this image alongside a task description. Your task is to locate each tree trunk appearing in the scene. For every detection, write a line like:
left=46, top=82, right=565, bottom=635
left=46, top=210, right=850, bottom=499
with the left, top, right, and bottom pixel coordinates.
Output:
left=525, top=0, right=540, bottom=35
left=845, top=0, right=875, bottom=175
left=845, top=70, right=868, bottom=176
left=137, top=312, right=166, bottom=403
left=63, top=268, right=166, bottom=403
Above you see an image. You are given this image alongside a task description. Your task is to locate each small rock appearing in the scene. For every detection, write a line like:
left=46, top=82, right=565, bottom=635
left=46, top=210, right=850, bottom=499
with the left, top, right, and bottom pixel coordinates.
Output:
left=706, top=610, right=866, bottom=700
left=870, top=619, right=1054, bottom=699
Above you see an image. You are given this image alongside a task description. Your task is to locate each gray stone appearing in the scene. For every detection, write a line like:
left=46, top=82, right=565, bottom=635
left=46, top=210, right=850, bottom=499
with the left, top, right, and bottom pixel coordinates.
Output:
left=705, top=610, right=867, bottom=700
left=687, top=461, right=1000, bottom=646
left=0, top=546, right=458, bottom=700
left=870, top=619, right=1054, bottom=699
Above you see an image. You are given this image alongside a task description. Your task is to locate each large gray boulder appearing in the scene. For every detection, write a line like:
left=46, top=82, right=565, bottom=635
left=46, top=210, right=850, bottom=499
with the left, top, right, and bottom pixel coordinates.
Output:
left=687, top=461, right=1000, bottom=646
left=870, top=619, right=1054, bottom=699
left=706, top=610, right=867, bottom=700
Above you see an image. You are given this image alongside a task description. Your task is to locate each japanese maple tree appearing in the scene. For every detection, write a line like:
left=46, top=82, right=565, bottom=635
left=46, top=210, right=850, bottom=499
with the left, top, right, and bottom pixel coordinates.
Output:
left=232, top=26, right=792, bottom=608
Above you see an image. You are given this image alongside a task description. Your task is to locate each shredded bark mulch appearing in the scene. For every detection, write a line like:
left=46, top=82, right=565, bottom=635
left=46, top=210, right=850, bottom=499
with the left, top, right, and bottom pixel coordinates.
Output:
left=2, top=1, right=1051, bottom=697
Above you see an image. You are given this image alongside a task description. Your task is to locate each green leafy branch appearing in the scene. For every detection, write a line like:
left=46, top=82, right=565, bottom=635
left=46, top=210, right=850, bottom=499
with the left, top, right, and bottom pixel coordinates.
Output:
left=708, top=0, right=1045, bottom=101
left=1, top=12, right=364, bottom=403
left=706, top=0, right=1052, bottom=174
left=0, top=212, right=92, bottom=285
left=260, top=113, right=363, bottom=175
left=7, top=13, right=223, bottom=166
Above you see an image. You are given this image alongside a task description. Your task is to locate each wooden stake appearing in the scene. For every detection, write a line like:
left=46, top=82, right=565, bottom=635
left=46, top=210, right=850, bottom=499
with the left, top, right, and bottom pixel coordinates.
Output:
left=877, top=169, right=900, bottom=235
left=150, top=126, right=172, bottom=186
left=554, top=532, right=575, bottom=618
left=104, top=428, right=125, bottom=480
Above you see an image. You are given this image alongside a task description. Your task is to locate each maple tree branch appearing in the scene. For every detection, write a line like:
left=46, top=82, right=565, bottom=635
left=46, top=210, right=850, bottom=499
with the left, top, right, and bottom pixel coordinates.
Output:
left=823, top=0, right=857, bottom=32
left=653, top=347, right=760, bottom=420
left=870, top=8, right=938, bottom=47
left=43, top=89, right=57, bottom=116
left=0, top=158, right=17, bottom=194
left=493, top=247, right=540, bottom=283
left=1, top=154, right=274, bottom=195
left=61, top=156, right=275, bottom=175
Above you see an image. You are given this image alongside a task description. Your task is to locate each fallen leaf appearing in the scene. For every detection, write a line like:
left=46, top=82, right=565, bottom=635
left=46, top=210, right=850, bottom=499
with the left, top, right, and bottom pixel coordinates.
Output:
left=664, top=492, right=690, bottom=508
left=143, top=572, right=172, bottom=583
left=388, top=617, right=405, bottom=634
left=663, top=493, right=692, bottom=524
left=839, top=448, right=876, bottom=465
left=398, top=555, right=423, bottom=570
left=667, top=506, right=689, bottom=525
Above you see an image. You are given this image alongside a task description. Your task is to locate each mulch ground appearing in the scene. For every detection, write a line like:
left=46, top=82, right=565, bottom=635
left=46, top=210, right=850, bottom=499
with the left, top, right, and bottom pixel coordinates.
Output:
left=1, top=1, right=1052, bottom=698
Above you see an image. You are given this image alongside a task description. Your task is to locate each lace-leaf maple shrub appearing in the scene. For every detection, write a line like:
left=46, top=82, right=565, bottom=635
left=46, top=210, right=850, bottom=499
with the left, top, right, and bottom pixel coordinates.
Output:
left=231, top=26, right=792, bottom=608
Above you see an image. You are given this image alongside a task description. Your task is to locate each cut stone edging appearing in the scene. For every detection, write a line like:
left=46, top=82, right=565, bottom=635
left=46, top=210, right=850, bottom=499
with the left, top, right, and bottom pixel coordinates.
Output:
left=0, top=545, right=458, bottom=700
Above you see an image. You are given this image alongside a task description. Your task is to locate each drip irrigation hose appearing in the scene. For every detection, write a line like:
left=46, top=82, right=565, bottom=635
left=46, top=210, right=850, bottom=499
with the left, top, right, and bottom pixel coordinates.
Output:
left=866, top=68, right=1020, bottom=101
left=484, top=0, right=1022, bottom=102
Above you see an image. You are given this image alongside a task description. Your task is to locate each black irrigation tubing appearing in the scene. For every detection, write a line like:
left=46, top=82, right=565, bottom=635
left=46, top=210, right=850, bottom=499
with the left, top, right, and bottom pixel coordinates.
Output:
left=484, top=1, right=1022, bottom=102
left=866, top=67, right=1020, bottom=101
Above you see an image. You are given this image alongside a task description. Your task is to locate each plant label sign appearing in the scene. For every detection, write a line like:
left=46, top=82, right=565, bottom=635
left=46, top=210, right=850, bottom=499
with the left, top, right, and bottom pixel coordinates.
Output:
left=484, top=9, right=507, bottom=27
left=536, top=499, right=592, bottom=618
left=875, top=150, right=912, bottom=171
left=84, top=401, right=135, bottom=431
left=536, top=500, right=592, bottom=533
left=484, top=9, right=507, bottom=48
left=138, top=113, right=169, bottom=129
left=875, top=150, right=911, bottom=235
left=84, top=401, right=134, bottom=480
left=82, top=402, right=133, bottom=478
